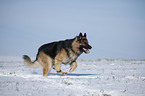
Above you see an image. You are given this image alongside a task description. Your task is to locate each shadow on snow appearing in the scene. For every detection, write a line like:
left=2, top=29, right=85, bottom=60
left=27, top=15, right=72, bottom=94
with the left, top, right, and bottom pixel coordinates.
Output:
left=32, top=71, right=99, bottom=76
left=47, top=73, right=99, bottom=76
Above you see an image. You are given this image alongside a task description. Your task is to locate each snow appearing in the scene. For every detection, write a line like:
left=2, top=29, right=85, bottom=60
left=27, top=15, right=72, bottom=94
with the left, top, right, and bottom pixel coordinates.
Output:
left=0, top=56, right=145, bottom=96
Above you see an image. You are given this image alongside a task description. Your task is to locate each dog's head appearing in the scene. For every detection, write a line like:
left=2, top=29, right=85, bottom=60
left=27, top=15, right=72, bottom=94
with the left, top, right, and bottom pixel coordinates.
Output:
left=76, top=33, right=92, bottom=54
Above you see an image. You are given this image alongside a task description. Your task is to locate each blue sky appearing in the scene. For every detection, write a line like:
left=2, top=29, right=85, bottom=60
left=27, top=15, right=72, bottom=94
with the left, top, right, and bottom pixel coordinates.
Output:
left=0, top=0, right=145, bottom=59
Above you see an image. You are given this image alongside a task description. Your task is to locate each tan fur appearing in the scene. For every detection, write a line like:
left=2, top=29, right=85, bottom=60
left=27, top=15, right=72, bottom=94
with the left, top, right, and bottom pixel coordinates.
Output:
left=54, top=48, right=68, bottom=74
left=55, top=48, right=67, bottom=61
left=37, top=52, right=53, bottom=77
left=69, top=61, right=77, bottom=73
left=72, top=37, right=81, bottom=54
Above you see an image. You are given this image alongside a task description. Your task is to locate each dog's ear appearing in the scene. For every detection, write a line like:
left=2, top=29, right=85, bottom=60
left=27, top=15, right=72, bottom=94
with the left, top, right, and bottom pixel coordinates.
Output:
left=79, top=32, right=83, bottom=37
left=84, top=33, right=87, bottom=37
left=77, top=32, right=83, bottom=41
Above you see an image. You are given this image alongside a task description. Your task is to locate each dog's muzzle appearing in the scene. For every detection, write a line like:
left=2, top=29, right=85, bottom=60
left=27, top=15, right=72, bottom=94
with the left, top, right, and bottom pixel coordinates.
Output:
left=80, top=45, right=92, bottom=54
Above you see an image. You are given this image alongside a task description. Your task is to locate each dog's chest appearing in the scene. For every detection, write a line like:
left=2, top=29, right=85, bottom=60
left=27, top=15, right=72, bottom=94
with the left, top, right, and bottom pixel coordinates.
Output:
left=62, top=51, right=78, bottom=64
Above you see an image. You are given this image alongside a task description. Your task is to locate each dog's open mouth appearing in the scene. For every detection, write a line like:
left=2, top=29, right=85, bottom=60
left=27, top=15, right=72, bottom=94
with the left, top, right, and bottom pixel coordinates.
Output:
left=83, top=48, right=90, bottom=53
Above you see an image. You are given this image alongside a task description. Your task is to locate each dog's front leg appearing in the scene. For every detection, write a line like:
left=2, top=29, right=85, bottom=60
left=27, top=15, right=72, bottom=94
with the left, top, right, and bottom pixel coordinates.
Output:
left=54, top=59, right=67, bottom=75
left=69, top=61, right=77, bottom=73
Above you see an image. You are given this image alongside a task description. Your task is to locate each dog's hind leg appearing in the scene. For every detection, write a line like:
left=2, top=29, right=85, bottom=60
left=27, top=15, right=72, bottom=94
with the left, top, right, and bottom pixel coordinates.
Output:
left=69, top=61, right=77, bottom=73
left=37, top=52, right=53, bottom=77
left=42, top=66, right=51, bottom=77
left=42, top=63, right=50, bottom=77
left=41, top=60, right=53, bottom=77
left=41, top=59, right=53, bottom=77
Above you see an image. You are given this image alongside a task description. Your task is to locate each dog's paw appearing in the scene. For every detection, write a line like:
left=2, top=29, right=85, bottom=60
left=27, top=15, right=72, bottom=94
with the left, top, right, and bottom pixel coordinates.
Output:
left=62, top=72, right=67, bottom=75
left=58, top=71, right=67, bottom=75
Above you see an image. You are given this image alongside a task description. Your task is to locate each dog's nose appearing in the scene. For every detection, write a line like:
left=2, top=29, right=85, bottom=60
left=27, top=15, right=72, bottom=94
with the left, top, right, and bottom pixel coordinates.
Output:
left=88, top=45, right=92, bottom=49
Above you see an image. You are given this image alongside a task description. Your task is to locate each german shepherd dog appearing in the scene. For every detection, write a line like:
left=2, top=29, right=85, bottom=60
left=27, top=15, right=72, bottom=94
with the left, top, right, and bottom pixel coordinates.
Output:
left=23, top=33, right=92, bottom=77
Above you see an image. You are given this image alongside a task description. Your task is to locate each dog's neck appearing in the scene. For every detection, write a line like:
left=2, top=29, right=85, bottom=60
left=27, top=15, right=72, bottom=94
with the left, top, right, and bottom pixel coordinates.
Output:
left=71, top=37, right=82, bottom=55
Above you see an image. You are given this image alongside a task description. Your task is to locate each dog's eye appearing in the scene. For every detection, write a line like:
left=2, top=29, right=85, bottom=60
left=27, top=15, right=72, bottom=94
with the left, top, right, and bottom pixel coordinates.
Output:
left=83, top=39, right=87, bottom=41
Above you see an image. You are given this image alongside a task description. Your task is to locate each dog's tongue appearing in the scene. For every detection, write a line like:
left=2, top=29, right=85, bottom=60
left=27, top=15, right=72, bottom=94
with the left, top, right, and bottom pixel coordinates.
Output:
left=83, top=48, right=90, bottom=53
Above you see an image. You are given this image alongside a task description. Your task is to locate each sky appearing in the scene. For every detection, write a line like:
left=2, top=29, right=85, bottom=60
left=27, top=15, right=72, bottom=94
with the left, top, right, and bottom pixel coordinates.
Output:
left=0, top=0, right=145, bottom=60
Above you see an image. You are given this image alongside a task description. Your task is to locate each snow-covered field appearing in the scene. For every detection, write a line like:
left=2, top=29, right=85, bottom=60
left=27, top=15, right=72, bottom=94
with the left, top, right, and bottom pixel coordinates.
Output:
left=0, top=56, right=145, bottom=96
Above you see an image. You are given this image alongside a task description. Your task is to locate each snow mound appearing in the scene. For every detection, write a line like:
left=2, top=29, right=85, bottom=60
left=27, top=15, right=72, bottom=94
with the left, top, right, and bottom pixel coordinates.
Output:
left=0, top=56, right=145, bottom=96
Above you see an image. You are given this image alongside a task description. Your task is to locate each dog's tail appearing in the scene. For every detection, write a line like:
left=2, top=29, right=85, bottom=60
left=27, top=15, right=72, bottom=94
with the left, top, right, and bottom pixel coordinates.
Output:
left=23, top=55, right=39, bottom=68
